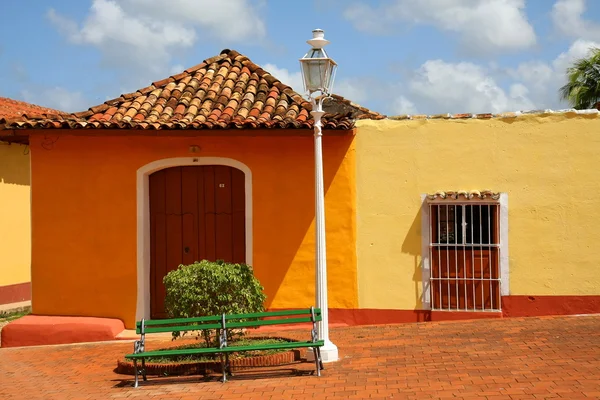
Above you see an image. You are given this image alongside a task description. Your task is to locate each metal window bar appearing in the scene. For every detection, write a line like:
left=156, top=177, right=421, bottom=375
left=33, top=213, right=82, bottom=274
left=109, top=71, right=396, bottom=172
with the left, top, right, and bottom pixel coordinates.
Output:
left=488, top=204, right=492, bottom=310
left=479, top=205, right=483, bottom=310
left=462, top=207, right=467, bottom=310
left=445, top=204, right=450, bottom=311
left=454, top=205, right=458, bottom=310
left=437, top=206, right=441, bottom=309
left=470, top=205, right=475, bottom=309
left=429, top=203, right=501, bottom=312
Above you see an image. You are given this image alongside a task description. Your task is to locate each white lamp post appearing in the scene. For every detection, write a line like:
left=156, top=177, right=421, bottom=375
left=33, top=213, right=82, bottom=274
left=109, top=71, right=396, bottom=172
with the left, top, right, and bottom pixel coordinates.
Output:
left=299, top=28, right=339, bottom=363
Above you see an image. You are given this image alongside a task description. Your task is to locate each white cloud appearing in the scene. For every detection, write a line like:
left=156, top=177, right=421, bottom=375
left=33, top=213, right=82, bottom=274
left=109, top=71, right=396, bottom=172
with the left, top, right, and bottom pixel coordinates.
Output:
left=552, top=39, right=600, bottom=74
left=343, top=0, right=536, bottom=54
left=260, top=63, right=373, bottom=106
left=170, top=64, right=186, bottom=75
left=262, top=39, right=600, bottom=116
left=508, top=39, right=600, bottom=110
left=124, top=0, right=266, bottom=43
left=552, top=0, right=600, bottom=42
left=47, top=0, right=266, bottom=78
left=397, top=60, right=535, bottom=115
left=508, top=61, right=554, bottom=93
left=21, top=87, right=88, bottom=113
left=261, top=63, right=304, bottom=94
left=46, top=9, right=79, bottom=39
left=385, top=37, right=600, bottom=115
left=334, top=79, right=370, bottom=104
left=393, top=96, right=418, bottom=115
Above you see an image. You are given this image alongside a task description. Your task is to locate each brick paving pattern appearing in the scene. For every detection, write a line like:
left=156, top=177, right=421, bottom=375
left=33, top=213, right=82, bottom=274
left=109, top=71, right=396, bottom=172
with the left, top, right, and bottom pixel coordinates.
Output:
left=0, top=315, right=599, bottom=399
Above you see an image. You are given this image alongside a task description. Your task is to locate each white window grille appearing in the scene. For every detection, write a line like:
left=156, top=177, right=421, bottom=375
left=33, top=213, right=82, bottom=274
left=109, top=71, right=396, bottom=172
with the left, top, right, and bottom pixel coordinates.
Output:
left=428, top=202, right=501, bottom=311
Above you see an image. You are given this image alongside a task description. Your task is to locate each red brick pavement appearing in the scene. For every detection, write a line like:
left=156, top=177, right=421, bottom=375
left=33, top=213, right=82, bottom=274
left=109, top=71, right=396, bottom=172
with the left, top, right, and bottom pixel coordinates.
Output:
left=0, top=315, right=599, bottom=399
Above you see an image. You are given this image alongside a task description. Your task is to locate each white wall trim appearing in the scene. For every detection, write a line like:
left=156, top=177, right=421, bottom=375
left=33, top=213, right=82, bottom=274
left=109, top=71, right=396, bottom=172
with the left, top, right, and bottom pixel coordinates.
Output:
left=136, top=157, right=253, bottom=321
left=499, top=193, right=509, bottom=296
left=420, top=192, right=509, bottom=310
left=420, top=194, right=431, bottom=309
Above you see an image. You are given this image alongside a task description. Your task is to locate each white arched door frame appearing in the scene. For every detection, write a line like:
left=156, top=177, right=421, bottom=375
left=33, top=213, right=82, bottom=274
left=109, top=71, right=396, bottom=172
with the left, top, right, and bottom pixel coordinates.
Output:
left=135, top=157, right=253, bottom=321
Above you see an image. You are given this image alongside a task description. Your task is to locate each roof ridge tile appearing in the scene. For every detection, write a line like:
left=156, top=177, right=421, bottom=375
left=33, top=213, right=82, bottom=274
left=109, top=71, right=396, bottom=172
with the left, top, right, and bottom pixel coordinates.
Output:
left=204, top=53, right=228, bottom=66
left=185, top=62, right=207, bottom=74
left=151, top=77, right=174, bottom=88
left=90, top=104, right=110, bottom=114
left=170, top=71, right=189, bottom=81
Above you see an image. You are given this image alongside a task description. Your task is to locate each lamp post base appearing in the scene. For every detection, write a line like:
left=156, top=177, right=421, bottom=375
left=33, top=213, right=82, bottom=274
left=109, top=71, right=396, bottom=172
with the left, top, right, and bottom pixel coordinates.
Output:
left=306, top=340, right=339, bottom=363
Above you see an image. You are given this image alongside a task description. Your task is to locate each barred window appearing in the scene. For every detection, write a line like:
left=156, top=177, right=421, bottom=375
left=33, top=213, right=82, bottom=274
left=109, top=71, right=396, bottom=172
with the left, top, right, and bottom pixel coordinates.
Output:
left=429, top=203, right=501, bottom=311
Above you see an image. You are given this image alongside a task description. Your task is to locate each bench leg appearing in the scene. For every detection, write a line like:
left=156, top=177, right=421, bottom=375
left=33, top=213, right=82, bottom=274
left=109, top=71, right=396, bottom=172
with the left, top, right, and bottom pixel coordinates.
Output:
left=133, top=359, right=139, bottom=388
left=141, top=358, right=147, bottom=381
left=219, top=354, right=227, bottom=383
left=316, top=347, right=324, bottom=371
left=312, top=348, right=321, bottom=377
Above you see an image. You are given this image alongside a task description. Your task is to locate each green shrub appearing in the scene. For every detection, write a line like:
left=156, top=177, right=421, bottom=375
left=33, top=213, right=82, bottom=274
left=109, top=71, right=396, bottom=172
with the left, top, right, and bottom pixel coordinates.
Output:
left=163, top=259, right=266, bottom=346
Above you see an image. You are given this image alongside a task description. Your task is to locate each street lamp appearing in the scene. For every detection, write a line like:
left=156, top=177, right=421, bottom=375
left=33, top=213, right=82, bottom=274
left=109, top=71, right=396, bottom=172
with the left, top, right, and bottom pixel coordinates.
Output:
left=299, top=28, right=339, bottom=363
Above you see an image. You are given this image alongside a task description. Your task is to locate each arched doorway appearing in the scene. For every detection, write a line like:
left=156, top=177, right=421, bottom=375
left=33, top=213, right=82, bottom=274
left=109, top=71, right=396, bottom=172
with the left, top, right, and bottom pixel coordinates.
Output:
left=149, top=165, right=246, bottom=318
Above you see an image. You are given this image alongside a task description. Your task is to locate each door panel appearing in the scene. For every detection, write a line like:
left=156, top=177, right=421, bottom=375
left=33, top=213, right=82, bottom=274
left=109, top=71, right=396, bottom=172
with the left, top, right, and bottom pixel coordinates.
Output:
left=149, top=170, right=167, bottom=318
left=203, top=167, right=217, bottom=261
left=231, top=168, right=246, bottom=263
left=181, top=167, right=199, bottom=265
left=149, top=165, right=246, bottom=319
left=215, top=166, right=233, bottom=261
left=196, top=167, right=207, bottom=260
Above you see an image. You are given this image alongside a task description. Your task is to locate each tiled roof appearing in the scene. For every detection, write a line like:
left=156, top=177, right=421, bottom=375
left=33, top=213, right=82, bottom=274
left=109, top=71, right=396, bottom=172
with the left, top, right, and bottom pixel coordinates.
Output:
left=0, top=97, right=65, bottom=144
left=0, top=97, right=64, bottom=119
left=0, top=49, right=384, bottom=138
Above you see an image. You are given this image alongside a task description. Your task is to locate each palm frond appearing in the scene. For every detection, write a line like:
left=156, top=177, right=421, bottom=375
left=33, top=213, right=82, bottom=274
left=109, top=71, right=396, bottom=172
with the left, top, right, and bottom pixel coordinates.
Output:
left=559, top=47, right=600, bottom=109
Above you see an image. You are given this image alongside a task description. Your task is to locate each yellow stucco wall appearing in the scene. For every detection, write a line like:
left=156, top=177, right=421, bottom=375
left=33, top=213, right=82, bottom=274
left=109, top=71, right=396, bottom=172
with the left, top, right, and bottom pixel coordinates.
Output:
left=0, top=142, right=31, bottom=287
left=29, top=133, right=357, bottom=328
left=355, top=114, right=600, bottom=310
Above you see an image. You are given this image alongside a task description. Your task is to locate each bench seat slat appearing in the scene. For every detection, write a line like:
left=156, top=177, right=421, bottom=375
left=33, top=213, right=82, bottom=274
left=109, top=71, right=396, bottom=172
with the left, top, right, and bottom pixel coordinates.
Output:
left=138, top=308, right=322, bottom=328
left=125, top=346, right=226, bottom=359
left=216, top=340, right=324, bottom=353
left=142, top=323, right=223, bottom=334
left=136, top=309, right=322, bottom=334
left=137, top=317, right=222, bottom=333
left=138, top=316, right=322, bottom=334
left=144, top=316, right=321, bottom=333
left=140, top=315, right=222, bottom=327
left=225, top=317, right=319, bottom=329
left=224, top=309, right=321, bottom=319
left=124, top=340, right=325, bottom=359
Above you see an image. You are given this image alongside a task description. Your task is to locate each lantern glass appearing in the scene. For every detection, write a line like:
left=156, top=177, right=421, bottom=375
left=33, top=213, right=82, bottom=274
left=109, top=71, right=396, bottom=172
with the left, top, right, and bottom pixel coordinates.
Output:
left=300, top=48, right=337, bottom=95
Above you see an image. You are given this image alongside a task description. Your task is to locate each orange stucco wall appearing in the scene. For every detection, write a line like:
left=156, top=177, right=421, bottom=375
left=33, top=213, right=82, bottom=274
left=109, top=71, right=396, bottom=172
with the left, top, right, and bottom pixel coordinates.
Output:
left=29, top=132, right=358, bottom=328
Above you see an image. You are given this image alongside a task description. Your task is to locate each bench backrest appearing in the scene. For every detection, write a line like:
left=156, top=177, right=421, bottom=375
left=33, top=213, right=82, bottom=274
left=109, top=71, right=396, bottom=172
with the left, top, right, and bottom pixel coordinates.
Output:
left=136, top=308, right=322, bottom=334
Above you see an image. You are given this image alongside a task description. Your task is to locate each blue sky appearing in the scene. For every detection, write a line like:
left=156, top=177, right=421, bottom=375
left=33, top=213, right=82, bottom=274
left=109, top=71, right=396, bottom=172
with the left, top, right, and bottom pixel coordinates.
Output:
left=1, top=0, right=599, bottom=115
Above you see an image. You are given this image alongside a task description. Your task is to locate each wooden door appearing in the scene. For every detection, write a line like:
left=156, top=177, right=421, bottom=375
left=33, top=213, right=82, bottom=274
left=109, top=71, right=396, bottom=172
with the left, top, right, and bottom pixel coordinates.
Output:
left=149, top=165, right=246, bottom=318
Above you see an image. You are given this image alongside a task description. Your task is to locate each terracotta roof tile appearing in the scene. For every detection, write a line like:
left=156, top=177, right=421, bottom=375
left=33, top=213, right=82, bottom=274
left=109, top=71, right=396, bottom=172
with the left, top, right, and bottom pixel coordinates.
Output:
left=0, top=97, right=66, bottom=144
left=0, top=49, right=384, bottom=140
left=0, top=97, right=64, bottom=119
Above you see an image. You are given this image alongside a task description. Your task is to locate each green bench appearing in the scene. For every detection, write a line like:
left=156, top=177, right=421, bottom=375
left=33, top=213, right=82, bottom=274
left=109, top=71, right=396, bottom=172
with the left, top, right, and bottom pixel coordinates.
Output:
left=125, top=307, right=325, bottom=387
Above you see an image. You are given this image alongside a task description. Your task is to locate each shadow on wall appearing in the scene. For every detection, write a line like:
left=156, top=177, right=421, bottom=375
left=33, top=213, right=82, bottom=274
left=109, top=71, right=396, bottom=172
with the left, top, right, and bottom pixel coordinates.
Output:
left=0, top=142, right=30, bottom=186
left=258, top=134, right=355, bottom=310
left=401, top=205, right=426, bottom=310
